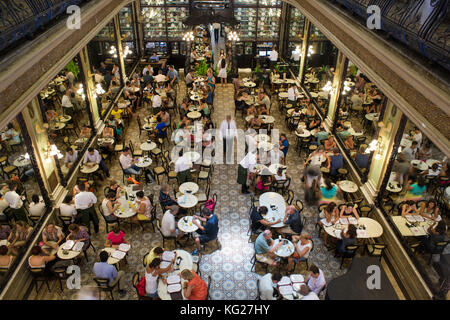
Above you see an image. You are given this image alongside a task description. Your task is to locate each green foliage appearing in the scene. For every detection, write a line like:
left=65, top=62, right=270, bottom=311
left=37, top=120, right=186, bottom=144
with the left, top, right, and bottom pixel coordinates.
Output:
left=195, top=60, right=208, bottom=76
left=254, top=65, right=262, bottom=73
left=65, top=60, right=80, bottom=79
left=274, top=64, right=287, bottom=74
left=318, top=65, right=327, bottom=74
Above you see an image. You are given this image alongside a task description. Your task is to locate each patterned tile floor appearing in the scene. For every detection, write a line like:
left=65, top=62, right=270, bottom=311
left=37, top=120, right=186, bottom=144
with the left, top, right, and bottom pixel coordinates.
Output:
left=26, top=80, right=352, bottom=300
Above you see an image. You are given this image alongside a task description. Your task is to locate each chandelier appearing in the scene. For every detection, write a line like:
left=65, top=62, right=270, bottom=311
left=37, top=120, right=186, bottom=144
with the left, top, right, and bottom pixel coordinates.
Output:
left=182, top=31, right=194, bottom=42
left=228, top=30, right=240, bottom=42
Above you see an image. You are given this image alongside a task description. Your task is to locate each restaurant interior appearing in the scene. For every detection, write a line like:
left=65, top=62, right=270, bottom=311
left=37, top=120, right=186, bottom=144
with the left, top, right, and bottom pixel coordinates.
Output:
left=0, top=0, right=448, bottom=301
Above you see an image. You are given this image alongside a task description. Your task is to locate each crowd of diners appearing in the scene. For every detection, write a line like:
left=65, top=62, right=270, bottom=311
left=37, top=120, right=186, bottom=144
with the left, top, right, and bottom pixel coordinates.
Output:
left=0, top=33, right=447, bottom=300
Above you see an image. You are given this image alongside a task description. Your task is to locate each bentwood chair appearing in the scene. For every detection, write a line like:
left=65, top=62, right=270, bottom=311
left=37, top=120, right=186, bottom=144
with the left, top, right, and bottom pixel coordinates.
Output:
left=156, top=219, right=177, bottom=249
left=132, top=272, right=153, bottom=300
left=93, top=277, right=117, bottom=300
left=335, top=244, right=360, bottom=269
left=284, top=189, right=295, bottom=205
left=29, top=266, right=53, bottom=294
left=250, top=252, right=269, bottom=273
left=292, top=239, right=314, bottom=272
left=365, top=242, right=387, bottom=261
left=206, top=275, right=212, bottom=300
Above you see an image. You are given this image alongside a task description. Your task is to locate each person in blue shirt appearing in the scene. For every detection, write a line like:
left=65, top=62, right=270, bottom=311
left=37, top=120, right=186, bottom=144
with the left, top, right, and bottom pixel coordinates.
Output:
left=93, top=251, right=125, bottom=294
left=167, top=65, right=178, bottom=86
left=250, top=206, right=281, bottom=233
left=159, top=61, right=168, bottom=76
left=254, top=230, right=282, bottom=267
left=192, top=208, right=219, bottom=255
left=149, top=52, right=159, bottom=62
left=279, top=134, right=289, bottom=164
left=279, top=205, right=303, bottom=235
left=355, top=146, right=369, bottom=169
left=329, top=148, right=344, bottom=176
left=319, top=178, right=341, bottom=205
left=404, top=176, right=427, bottom=201
left=154, top=116, right=167, bottom=138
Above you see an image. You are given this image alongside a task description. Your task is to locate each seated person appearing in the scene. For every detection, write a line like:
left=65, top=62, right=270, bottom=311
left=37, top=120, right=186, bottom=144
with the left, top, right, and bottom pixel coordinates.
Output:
left=102, top=125, right=114, bottom=138
left=344, top=135, right=355, bottom=151
left=273, top=167, right=288, bottom=181
left=192, top=208, right=219, bottom=255
left=41, top=223, right=64, bottom=251
left=80, top=124, right=92, bottom=138
left=250, top=206, right=281, bottom=233
left=143, top=246, right=164, bottom=266
left=279, top=205, right=303, bottom=236
left=159, top=184, right=179, bottom=211
left=64, top=147, right=78, bottom=169
left=420, top=221, right=447, bottom=253
left=101, top=192, right=120, bottom=223
left=152, top=116, right=167, bottom=139
left=119, top=148, right=141, bottom=175
left=318, top=202, right=339, bottom=246
left=422, top=163, right=441, bottom=177
left=288, top=233, right=313, bottom=271
left=254, top=230, right=282, bottom=267
left=0, top=245, right=13, bottom=269
left=145, top=257, right=175, bottom=298
left=355, top=146, right=370, bottom=169
left=259, top=272, right=283, bottom=300
left=59, top=195, right=78, bottom=223
left=28, top=194, right=45, bottom=217
left=401, top=200, right=419, bottom=217
left=340, top=203, right=360, bottom=219
left=306, top=264, right=326, bottom=295
left=8, top=221, right=33, bottom=255
left=161, top=205, right=185, bottom=241
left=132, top=191, right=152, bottom=223
left=105, top=225, right=128, bottom=248
left=257, top=104, right=269, bottom=116
left=329, top=148, right=343, bottom=176
left=111, top=105, right=123, bottom=120
left=93, top=251, right=125, bottom=294
left=107, top=180, right=122, bottom=200
left=419, top=200, right=440, bottom=221
left=336, top=224, right=357, bottom=254
left=255, top=174, right=272, bottom=193
left=180, top=269, right=208, bottom=300
left=404, top=177, right=426, bottom=201
left=308, top=117, right=321, bottom=130
left=299, top=284, right=320, bottom=300
left=28, top=246, right=56, bottom=274
left=323, top=136, right=336, bottom=151
left=247, top=105, right=257, bottom=116
left=319, top=178, right=341, bottom=204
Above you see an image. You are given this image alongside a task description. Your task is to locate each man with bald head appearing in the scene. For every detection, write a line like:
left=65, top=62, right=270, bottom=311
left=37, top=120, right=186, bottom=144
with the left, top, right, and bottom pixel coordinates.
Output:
left=279, top=205, right=303, bottom=236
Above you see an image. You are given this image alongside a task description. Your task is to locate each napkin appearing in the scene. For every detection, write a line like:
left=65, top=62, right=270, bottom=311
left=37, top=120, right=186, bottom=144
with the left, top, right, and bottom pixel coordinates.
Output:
left=112, top=250, right=126, bottom=260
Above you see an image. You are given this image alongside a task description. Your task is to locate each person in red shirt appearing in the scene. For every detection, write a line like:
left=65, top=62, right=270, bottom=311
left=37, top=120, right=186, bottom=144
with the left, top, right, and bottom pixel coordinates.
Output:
left=105, top=225, right=128, bottom=249
left=181, top=269, right=207, bottom=300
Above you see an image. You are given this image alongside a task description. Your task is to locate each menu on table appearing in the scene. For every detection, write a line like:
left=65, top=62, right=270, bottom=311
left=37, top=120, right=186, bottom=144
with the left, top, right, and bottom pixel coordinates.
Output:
left=72, top=241, right=84, bottom=252
left=62, top=240, right=75, bottom=250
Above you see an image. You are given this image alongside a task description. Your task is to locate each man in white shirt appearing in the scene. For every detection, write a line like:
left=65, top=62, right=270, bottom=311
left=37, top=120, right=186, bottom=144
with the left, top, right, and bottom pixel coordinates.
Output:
left=245, top=129, right=258, bottom=154
left=291, top=48, right=301, bottom=62
left=4, top=181, right=27, bottom=222
left=185, top=70, right=195, bottom=89
left=119, top=148, right=141, bottom=175
left=307, top=264, right=326, bottom=295
left=161, top=206, right=185, bottom=241
left=154, top=70, right=167, bottom=83
left=175, top=152, right=192, bottom=184
left=269, top=46, right=278, bottom=63
left=350, top=92, right=363, bottom=111
left=94, top=70, right=104, bottom=84
left=64, top=147, right=78, bottom=169
left=269, top=144, right=284, bottom=165
left=83, top=147, right=110, bottom=178
left=259, top=273, right=282, bottom=300
left=257, top=91, right=271, bottom=111
left=152, top=93, right=162, bottom=114
left=212, top=22, right=221, bottom=42
left=28, top=194, right=45, bottom=217
left=299, top=284, right=320, bottom=300
left=287, top=84, right=300, bottom=107
left=74, top=183, right=99, bottom=233
left=399, top=141, right=418, bottom=162
left=61, top=90, right=74, bottom=117
left=412, top=128, right=423, bottom=147
left=220, top=115, right=237, bottom=164
left=143, top=65, right=154, bottom=76
left=237, top=151, right=258, bottom=194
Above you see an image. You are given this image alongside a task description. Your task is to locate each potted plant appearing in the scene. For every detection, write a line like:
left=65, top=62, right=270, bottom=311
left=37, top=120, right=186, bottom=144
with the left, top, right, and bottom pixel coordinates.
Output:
left=65, top=60, right=80, bottom=79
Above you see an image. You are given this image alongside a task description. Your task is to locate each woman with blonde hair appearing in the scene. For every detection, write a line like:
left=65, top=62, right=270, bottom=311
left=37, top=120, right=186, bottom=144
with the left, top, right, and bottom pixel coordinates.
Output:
left=180, top=269, right=208, bottom=300
left=288, top=233, right=313, bottom=271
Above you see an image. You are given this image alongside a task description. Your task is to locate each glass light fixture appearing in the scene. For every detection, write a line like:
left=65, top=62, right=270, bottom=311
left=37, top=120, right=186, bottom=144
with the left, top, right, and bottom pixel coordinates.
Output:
left=228, top=30, right=240, bottom=42
left=182, top=31, right=194, bottom=42
left=321, top=81, right=333, bottom=94
left=307, top=45, right=314, bottom=57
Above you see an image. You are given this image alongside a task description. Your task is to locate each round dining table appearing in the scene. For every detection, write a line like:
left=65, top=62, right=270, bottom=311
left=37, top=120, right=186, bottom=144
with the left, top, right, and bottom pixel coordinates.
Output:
left=337, top=180, right=359, bottom=193
left=411, top=159, right=428, bottom=172
left=80, top=163, right=99, bottom=174
left=268, top=163, right=287, bottom=175
left=184, top=151, right=201, bottom=163
left=365, top=113, right=380, bottom=122
left=115, top=198, right=137, bottom=219
left=295, top=128, right=311, bottom=138
left=259, top=192, right=286, bottom=228
left=177, top=216, right=200, bottom=233
left=386, top=180, right=402, bottom=193
left=101, top=246, right=129, bottom=266
left=177, top=194, right=198, bottom=209
left=140, top=142, right=157, bottom=152
left=135, top=157, right=153, bottom=168
left=179, top=182, right=199, bottom=195
left=273, top=238, right=295, bottom=258
left=187, top=111, right=202, bottom=120
left=57, top=242, right=83, bottom=260
left=13, top=157, right=31, bottom=167
left=157, top=249, right=193, bottom=300
left=278, top=92, right=289, bottom=99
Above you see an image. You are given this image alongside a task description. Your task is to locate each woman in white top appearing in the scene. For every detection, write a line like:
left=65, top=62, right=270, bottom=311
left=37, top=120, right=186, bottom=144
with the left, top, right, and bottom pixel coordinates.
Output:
left=273, top=167, right=287, bottom=181
left=145, top=255, right=176, bottom=298
left=102, top=192, right=119, bottom=223
left=0, top=245, right=13, bottom=269
left=132, top=191, right=152, bottom=223
left=419, top=200, right=440, bottom=221
left=288, top=233, right=313, bottom=271
left=217, top=58, right=227, bottom=85
left=59, top=195, right=78, bottom=223
left=28, top=194, right=45, bottom=217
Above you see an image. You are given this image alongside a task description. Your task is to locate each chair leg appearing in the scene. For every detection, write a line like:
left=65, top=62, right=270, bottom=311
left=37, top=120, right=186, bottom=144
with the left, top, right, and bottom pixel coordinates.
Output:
left=110, top=291, right=114, bottom=300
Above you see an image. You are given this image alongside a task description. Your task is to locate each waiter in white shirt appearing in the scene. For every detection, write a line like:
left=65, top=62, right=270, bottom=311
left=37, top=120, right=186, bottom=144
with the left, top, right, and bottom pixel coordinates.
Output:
left=220, top=115, right=237, bottom=164
left=74, top=183, right=99, bottom=233
left=83, top=147, right=110, bottom=178
left=175, top=151, right=192, bottom=184
left=237, top=151, right=257, bottom=194
left=61, top=90, right=74, bottom=117
left=152, top=92, right=162, bottom=115
left=4, top=181, right=27, bottom=222
left=269, top=46, right=278, bottom=68
left=287, top=84, right=300, bottom=107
